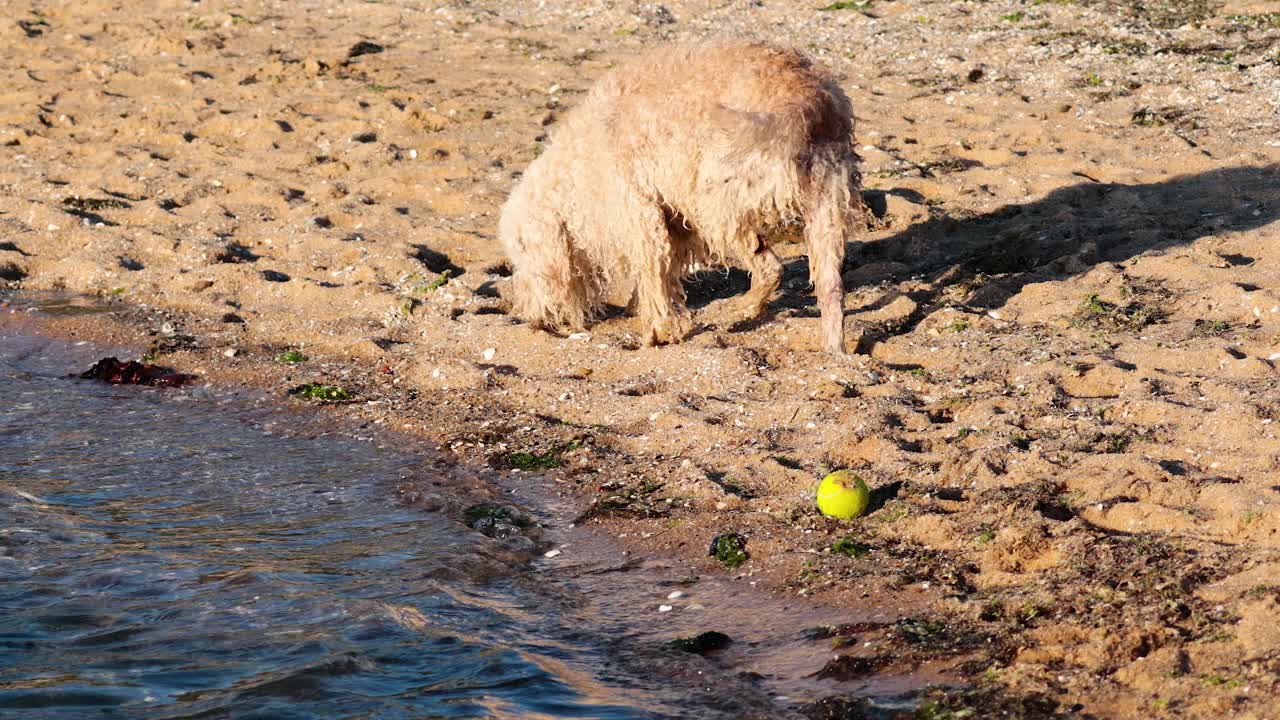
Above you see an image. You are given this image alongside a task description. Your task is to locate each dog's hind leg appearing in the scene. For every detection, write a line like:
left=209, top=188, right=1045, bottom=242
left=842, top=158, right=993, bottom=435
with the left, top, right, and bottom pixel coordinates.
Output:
left=804, top=152, right=854, bottom=355
left=737, top=240, right=784, bottom=322
left=701, top=232, right=782, bottom=329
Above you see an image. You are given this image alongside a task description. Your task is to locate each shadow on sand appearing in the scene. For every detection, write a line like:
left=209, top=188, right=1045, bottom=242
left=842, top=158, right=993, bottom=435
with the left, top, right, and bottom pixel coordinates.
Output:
left=686, top=164, right=1280, bottom=349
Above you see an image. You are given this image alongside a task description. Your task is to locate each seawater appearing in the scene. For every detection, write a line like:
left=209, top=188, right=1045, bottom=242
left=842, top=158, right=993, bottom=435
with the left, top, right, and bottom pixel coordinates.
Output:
left=0, top=331, right=783, bottom=720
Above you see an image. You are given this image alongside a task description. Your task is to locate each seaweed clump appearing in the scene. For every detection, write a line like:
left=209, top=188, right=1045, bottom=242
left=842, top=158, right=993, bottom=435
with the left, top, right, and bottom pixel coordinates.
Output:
left=78, top=357, right=197, bottom=387
left=709, top=533, right=749, bottom=568
left=288, top=383, right=353, bottom=402
left=463, top=503, right=533, bottom=540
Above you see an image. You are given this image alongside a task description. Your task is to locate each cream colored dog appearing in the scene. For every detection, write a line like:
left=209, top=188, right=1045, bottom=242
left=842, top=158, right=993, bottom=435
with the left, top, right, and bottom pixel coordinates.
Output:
left=499, top=41, right=862, bottom=353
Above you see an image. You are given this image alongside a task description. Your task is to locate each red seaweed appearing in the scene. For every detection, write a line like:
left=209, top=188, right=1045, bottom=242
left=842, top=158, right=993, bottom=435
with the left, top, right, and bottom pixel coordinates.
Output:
left=78, top=357, right=197, bottom=387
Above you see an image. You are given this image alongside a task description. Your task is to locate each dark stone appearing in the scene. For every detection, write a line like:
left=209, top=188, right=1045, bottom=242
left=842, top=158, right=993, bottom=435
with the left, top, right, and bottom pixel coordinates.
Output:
left=347, top=41, right=385, bottom=59
left=0, top=262, right=27, bottom=281
left=669, top=631, right=732, bottom=654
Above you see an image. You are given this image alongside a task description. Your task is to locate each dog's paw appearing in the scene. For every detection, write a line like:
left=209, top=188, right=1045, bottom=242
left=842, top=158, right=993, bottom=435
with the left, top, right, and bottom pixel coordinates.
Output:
left=700, top=297, right=757, bottom=329
left=643, top=312, right=693, bottom=346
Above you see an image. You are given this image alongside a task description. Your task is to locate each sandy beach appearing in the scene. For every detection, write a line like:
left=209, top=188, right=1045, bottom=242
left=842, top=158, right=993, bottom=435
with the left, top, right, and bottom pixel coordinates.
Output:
left=4, top=0, right=1280, bottom=716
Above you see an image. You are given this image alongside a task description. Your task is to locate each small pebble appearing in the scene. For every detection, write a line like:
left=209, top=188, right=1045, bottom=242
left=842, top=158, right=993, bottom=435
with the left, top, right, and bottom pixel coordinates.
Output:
left=544, top=549, right=562, bottom=558
left=666, top=591, right=684, bottom=600
left=658, top=604, right=673, bottom=613
left=481, top=348, right=496, bottom=361
left=223, top=348, right=238, bottom=357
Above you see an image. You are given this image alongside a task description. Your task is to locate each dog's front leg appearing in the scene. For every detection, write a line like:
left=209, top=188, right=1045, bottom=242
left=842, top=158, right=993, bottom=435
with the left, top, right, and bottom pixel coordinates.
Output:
left=635, top=254, right=693, bottom=346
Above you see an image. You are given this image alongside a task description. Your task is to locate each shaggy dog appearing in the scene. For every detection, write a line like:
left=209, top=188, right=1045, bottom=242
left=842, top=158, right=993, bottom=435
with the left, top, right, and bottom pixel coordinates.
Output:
left=499, top=41, right=862, bottom=354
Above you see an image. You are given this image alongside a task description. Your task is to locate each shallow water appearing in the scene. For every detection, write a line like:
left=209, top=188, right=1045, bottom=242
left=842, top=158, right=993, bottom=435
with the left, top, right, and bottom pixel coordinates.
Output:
left=0, top=331, right=784, bottom=719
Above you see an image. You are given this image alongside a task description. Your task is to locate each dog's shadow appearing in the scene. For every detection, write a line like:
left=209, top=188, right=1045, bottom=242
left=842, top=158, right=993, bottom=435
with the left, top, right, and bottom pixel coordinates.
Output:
left=686, top=267, right=753, bottom=310
left=686, top=164, right=1280, bottom=348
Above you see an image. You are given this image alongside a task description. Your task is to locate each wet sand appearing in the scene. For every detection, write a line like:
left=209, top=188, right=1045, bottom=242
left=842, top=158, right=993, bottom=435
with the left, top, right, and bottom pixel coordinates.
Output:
left=4, top=0, right=1280, bottom=716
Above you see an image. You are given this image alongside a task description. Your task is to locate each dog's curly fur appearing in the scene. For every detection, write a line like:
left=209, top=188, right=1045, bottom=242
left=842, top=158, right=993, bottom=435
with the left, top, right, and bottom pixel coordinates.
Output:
left=499, top=41, right=863, bottom=353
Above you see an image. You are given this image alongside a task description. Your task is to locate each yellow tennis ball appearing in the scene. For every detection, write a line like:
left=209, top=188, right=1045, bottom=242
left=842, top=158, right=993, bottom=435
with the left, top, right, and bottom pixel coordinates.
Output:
left=815, top=470, right=870, bottom=520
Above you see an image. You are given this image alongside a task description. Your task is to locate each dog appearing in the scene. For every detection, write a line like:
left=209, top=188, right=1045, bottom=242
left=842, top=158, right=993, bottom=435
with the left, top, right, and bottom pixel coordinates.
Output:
left=499, top=41, right=862, bottom=354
